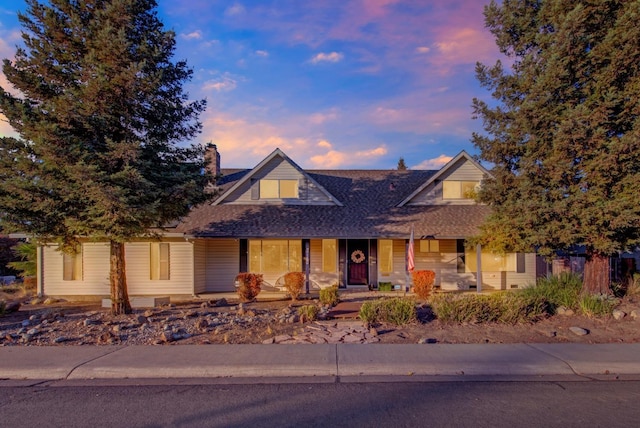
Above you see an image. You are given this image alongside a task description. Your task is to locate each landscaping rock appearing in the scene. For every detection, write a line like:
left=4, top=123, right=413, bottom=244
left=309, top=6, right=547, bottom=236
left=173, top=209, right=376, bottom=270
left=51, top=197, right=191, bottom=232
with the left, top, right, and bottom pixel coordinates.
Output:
left=612, top=309, right=626, bottom=320
left=569, top=326, right=589, bottom=336
left=631, top=310, right=639, bottom=320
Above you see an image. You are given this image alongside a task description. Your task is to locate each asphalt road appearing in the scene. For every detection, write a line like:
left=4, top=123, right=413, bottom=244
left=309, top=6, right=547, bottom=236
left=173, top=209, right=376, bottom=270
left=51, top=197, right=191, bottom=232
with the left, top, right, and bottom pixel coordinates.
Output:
left=2, top=380, right=639, bottom=427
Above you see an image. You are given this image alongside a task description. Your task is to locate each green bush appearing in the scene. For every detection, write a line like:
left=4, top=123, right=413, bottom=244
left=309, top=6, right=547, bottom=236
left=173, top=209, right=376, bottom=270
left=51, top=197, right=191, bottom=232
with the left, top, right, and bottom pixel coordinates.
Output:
left=297, top=304, right=319, bottom=322
left=359, top=298, right=417, bottom=326
left=520, top=272, right=582, bottom=312
left=235, top=273, right=263, bottom=302
left=283, top=271, right=305, bottom=301
left=378, top=281, right=392, bottom=292
left=578, top=294, right=618, bottom=317
left=430, top=292, right=550, bottom=324
left=319, top=285, right=339, bottom=306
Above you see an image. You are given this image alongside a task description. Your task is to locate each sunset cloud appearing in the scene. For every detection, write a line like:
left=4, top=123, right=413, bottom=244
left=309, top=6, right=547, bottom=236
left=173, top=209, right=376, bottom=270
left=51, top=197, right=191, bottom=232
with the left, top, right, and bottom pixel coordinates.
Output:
left=309, top=52, right=344, bottom=64
left=413, top=154, right=453, bottom=170
left=309, top=141, right=387, bottom=168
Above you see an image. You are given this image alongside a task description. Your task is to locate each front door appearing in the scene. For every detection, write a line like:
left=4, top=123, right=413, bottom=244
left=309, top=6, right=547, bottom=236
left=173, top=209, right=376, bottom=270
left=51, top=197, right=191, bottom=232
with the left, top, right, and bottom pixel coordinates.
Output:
left=347, top=239, right=369, bottom=286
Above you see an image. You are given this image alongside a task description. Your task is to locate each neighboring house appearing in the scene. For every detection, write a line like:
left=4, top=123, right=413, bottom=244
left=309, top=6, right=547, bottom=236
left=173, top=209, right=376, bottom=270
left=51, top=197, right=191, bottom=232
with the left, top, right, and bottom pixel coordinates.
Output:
left=36, top=146, right=538, bottom=299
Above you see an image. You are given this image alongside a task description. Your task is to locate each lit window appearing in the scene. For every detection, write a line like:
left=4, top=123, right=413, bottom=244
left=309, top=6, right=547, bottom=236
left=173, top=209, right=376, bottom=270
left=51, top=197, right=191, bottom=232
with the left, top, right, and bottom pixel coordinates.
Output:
left=379, top=240, right=393, bottom=275
left=464, top=250, right=516, bottom=272
left=443, top=181, right=479, bottom=199
left=259, top=179, right=298, bottom=198
left=248, top=240, right=302, bottom=273
left=322, top=239, right=337, bottom=273
left=419, top=240, right=439, bottom=253
left=63, top=245, right=83, bottom=281
left=150, top=243, right=170, bottom=280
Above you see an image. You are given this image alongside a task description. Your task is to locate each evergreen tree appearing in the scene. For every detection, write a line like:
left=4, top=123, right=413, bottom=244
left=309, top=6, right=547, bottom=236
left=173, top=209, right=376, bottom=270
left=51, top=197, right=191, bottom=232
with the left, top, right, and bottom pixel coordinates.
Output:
left=0, top=0, right=209, bottom=314
left=397, top=157, right=407, bottom=170
left=471, top=0, right=640, bottom=294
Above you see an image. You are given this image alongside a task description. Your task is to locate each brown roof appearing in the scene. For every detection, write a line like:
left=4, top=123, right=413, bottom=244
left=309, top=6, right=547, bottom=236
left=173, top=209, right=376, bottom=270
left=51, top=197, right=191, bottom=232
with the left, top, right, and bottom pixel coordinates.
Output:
left=173, top=169, right=491, bottom=239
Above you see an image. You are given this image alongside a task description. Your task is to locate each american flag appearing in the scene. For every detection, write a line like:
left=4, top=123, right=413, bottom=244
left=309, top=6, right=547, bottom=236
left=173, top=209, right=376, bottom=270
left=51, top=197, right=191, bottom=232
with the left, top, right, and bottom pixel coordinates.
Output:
left=407, top=227, right=415, bottom=272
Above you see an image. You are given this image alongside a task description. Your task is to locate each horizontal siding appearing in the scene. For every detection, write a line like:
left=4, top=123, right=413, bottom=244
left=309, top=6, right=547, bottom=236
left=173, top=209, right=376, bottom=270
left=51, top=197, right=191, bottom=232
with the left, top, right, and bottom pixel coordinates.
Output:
left=42, top=243, right=110, bottom=296
left=125, top=241, right=194, bottom=295
left=193, top=239, right=206, bottom=294
left=441, top=158, right=486, bottom=181
left=222, top=156, right=333, bottom=205
left=309, top=239, right=338, bottom=289
left=407, top=158, right=485, bottom=206
left=205, top=239, right=239, bottom=292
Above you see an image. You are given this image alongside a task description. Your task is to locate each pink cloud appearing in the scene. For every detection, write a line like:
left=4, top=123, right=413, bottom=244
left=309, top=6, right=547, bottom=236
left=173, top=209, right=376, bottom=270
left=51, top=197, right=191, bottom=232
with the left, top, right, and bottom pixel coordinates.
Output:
left=412, top=154, right=453, bottom=170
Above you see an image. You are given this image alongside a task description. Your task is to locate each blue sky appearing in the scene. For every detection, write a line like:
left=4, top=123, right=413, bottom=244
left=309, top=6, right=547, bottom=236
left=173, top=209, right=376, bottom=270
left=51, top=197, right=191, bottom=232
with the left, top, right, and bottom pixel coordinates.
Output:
left=0, top=0, right=506, bottom=170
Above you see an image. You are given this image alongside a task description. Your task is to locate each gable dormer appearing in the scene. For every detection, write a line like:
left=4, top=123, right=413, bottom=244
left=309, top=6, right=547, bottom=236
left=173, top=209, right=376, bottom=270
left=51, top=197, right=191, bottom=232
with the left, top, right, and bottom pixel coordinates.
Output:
left=397, top=151, right=492, bottom=206
left=213, top=148, right=342, bottom=206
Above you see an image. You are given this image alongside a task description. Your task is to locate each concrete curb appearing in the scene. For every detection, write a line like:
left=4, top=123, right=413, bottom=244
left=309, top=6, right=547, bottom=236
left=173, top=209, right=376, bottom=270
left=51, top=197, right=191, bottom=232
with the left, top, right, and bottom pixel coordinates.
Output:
left=1, top=343, right=639, bottom=381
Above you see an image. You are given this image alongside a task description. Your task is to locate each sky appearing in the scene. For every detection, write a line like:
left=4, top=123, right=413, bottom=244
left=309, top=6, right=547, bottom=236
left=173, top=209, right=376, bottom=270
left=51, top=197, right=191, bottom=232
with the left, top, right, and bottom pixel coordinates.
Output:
left=0, top=0, right=506, bottom=170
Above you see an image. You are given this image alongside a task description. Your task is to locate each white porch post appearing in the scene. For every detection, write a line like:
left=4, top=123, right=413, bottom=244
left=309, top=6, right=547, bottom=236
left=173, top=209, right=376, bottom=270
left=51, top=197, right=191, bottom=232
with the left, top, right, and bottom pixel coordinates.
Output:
left=476, top=243, right=482, bottom=293
left=37, top=245, right=44, bottom=296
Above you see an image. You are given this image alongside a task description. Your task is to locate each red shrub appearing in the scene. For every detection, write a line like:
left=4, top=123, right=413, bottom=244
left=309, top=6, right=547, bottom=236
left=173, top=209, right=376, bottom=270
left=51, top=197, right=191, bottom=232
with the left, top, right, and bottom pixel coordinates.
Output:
left=236, top=273, right=263, bottom=302
left=284, top=271, right=305, bottom=301
left=412, top=270, right=435, bottom=299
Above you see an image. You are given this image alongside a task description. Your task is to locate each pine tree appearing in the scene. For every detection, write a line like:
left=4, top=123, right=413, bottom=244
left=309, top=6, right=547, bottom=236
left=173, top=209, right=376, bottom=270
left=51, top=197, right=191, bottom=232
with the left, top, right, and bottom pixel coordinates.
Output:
left=397, top=157, right=407, bottom=170
left=0, top=0, right=209, bottom=314
left=471, top=0, right=640, bottom=294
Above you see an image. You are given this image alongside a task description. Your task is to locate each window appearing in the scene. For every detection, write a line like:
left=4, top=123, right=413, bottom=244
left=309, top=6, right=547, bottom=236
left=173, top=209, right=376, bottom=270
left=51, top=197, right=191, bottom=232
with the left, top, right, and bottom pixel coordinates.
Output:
left=63, top=245, right=83, bottom=281
left=322, top=239, right=337, bottom=273
left=443, top=181, right=479, bottom=199
left=259, top=179, right=298, bottom=199
left=249, top=240, right=302, bottom=273
left=379, top=240, right=393, bottom=275
left=464, top=249, right=516, bottom=272
left=419, top=239, right=439, bottom=253
left=150, top=243, right=170, bottom=280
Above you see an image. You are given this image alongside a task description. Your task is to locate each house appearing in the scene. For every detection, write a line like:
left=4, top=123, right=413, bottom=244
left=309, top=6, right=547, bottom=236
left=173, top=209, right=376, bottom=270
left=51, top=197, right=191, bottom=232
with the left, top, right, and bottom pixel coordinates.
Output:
left=35, top=145, right=538, bottom=299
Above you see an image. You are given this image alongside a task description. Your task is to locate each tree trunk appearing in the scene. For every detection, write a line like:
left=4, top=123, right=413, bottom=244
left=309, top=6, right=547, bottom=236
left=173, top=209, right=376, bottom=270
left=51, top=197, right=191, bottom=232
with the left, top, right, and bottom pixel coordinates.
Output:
left=110, top=240, right=132, bottom=315
left=582, top=251, right=611, bottom=295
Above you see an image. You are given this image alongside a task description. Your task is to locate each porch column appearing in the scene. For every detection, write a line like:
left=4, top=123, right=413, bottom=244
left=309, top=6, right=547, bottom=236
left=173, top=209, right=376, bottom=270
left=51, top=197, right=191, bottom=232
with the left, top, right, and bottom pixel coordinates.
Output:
left=476, top=243, right=482, bottom=293
left=37, top=245, right=44, bottom=296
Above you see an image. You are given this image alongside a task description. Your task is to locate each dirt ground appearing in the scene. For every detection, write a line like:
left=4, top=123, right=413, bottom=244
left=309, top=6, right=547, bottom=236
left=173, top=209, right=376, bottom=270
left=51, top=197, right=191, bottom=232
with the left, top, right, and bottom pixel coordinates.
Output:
left=1, top=291, right=640, bottom=346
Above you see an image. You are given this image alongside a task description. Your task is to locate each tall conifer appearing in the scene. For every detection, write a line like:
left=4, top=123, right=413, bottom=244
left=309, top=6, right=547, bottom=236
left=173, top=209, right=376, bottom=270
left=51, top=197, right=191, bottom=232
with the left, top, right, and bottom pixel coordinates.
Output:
left=0, top=0, right=209, bottom=314
left=472, top=0, right=640, bottom=294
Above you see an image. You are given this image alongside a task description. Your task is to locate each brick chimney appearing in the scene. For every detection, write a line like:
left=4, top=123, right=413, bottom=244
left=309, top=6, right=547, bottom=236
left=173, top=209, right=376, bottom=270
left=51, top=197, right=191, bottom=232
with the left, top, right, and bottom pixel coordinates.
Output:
left=205, top=142, right=220, bottom=178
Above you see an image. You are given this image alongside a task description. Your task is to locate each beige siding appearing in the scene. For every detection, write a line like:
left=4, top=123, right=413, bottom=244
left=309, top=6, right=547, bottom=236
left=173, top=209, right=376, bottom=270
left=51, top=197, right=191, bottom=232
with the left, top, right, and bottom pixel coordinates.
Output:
left=42, top=242, right=110, bottom=296
left=125, top=241, right=194, bottom=295
left=414, top=240, right=475, bottom=290
left=193, top=239, right=206, bottom=294
left=407, top=158, right=487, bottom=206
left=309, top=239, right=338, bottom=289
left=376, top=240, right=409, bottom=287
left=205, top=239, right=239, bottom=292
left=221, top=156, right=334, bottom=205
left=375, top=239, right=536, bottom=291
left=480, top=253, right=537, bottom=290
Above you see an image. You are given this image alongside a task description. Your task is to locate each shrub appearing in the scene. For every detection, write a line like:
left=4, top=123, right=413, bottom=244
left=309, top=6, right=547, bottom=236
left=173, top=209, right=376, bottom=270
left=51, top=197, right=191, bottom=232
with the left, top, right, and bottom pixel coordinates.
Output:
left=378, top=281, right=392, bottom=292
left=430, top=292, right=550, bottom=324
left=359, top=297, right=417, bottom=326
left=520, top=272, right=582, bottom=312
left=283, top=271, right=305, bottom=301
left=578, top=294, right=618, bottom=317
left=319, top=284, right=339, bottom=306
left=235, top=273, right=263, bottom=302
left=412, top=270, right=435, bottom=299
left=297, top=304, right=319, bottom=322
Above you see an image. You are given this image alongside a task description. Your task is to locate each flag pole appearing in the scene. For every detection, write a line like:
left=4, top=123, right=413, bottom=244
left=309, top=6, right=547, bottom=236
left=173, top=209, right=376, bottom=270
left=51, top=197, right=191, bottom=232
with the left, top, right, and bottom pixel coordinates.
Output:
left=406, top=225, right=415, bottom=295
